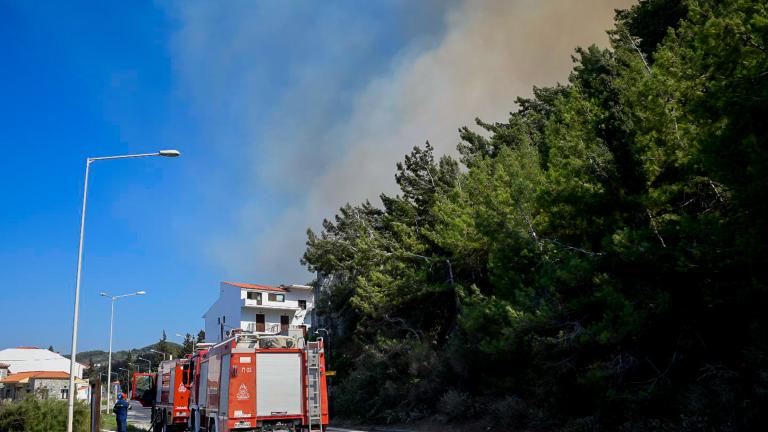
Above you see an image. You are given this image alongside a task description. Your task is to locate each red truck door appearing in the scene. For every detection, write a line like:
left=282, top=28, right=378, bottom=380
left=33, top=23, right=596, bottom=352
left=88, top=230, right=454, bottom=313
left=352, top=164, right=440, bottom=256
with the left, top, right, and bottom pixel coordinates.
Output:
left=131, top=372, right=156, bottom=407
left=227, top=353, right=257, bottom=429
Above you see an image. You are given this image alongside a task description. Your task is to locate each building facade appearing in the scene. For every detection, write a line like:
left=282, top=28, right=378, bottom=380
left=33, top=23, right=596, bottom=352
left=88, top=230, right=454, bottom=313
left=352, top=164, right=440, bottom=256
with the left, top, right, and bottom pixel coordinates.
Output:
left=0, top=371, right=90, bottom=402
left=203, top=281, right=315, bottom=342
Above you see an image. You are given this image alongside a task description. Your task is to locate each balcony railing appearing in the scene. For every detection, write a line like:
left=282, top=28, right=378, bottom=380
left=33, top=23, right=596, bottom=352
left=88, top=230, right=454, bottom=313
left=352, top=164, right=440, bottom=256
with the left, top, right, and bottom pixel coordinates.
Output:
left=243, top=298, right=303, bottom=310
left=245, top=322, right=280, bottom=333
left=244, top=323, right=308, bottom=334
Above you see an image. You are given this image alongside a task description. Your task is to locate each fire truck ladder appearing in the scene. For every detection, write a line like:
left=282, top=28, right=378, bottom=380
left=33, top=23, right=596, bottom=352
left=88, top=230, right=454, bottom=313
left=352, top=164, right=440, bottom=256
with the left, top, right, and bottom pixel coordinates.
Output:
left=306, top=340, right=323, bottom=432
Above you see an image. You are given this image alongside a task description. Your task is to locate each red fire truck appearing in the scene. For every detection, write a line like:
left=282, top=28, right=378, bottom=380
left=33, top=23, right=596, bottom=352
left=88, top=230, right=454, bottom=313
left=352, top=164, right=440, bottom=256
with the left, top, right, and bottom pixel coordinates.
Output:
left=189, top=331, right=329, bottom=432
left=132, top=358, right=194, bottom=431
left=133, top=330, right=329, bottom=432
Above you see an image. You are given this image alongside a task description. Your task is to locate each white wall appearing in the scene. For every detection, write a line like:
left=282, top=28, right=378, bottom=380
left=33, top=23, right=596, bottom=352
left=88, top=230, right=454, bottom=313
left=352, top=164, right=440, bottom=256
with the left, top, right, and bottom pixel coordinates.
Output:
left=204, top=283, right=316, bottom=342
left=240, top=309, right=293, bottom=329
left=241, top=289, right=314, bottom=310
left=204, top=284, right=242, bottom=342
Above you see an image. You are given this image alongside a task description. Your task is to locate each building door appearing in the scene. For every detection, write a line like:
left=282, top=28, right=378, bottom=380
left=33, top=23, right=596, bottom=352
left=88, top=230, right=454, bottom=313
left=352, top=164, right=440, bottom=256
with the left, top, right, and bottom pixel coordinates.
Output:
left=256, top=314, right=265, bottom=332
left=280, top=315, right=290, bottom=333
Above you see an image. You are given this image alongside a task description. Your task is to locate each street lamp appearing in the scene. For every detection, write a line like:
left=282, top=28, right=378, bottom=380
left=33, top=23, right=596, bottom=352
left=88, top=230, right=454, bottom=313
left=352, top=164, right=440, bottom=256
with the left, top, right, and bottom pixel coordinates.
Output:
left=137, top=357, right=152, bottom=373
left=101, top=372, right=118, bottom=411
left=118, top=367, right=131, bottom=385
left=118, top=368, right=132, bottom=401
left=100, top=290, right=145, bottom=412
left=150, top=349, right=168, bottom=361
left=66, top=149, right=180, bottom=432
left=176, top=332, right=198, bottom=356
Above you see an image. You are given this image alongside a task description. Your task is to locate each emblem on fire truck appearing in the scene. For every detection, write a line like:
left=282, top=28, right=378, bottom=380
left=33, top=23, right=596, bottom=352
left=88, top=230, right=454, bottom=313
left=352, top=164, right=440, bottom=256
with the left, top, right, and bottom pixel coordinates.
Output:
left=236, top=383, right=250, bottom=400
left=178, top=383, right=186, bottom=392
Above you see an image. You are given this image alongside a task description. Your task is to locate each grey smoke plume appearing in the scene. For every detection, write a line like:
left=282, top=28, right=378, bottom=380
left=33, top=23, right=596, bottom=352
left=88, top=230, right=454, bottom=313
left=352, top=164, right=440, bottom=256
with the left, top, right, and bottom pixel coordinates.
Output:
left=171, top=0, right=635, bottom=283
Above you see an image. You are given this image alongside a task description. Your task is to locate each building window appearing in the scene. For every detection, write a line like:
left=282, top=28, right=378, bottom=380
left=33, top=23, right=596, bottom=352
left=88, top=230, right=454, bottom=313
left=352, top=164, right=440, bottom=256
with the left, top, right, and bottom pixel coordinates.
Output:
left=268, top=293, right=285, bottom=302
left=61, top=388, right=68, bottom=399
left=247, top=291, right=263, bottom=305
left=298, top=300, right=307, bottom=310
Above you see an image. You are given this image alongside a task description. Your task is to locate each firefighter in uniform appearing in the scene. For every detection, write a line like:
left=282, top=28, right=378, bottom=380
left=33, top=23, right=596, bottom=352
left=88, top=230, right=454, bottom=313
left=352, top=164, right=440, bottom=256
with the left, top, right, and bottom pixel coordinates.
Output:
left=113, top=392, right=130, bottom=432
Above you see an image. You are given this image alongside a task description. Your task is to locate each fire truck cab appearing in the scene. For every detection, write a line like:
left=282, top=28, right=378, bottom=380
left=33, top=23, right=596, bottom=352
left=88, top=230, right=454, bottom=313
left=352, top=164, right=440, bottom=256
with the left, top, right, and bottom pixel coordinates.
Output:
left=189, top=331, right=328, bottom=432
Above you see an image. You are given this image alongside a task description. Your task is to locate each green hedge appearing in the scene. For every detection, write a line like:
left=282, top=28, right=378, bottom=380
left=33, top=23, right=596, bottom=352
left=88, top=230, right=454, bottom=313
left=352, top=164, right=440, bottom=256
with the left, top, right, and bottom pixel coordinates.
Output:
left=0, top=397, right=89, bottom=432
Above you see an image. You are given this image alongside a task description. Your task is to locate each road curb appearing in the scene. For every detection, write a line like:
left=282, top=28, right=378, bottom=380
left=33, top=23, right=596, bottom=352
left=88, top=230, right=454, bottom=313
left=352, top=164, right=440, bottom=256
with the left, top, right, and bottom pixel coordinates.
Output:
left=371, top=428, right=417, bottom=432
left=329, top=426, right=417, bottom=432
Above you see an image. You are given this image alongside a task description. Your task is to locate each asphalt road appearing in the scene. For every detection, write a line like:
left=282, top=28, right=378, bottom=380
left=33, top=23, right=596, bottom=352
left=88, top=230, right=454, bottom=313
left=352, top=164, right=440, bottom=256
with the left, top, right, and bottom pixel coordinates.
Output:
left=328, top=429, right=369, bottom=432
left=116, top=409, right=401, bottom=432
left=328, top=428, right=413, bottom=432
left=127, top=400, right=152, bottom=430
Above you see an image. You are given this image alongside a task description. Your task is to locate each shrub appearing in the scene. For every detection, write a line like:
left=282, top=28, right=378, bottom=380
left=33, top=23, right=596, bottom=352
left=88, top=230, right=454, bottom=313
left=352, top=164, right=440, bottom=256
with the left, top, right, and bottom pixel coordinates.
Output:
left=437, top=390, right=472, bottom=421
left=0, top=397, right=89, bottom=432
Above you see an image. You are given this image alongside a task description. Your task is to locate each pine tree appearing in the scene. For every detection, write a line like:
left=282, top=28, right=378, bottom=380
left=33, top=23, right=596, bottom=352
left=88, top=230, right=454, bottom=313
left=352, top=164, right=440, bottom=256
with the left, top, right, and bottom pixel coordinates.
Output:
left=182, top=333, right=195, bottom=356
left=155, top=330, right=169, bottom=363
left=301, top=1, right=768, bottom=428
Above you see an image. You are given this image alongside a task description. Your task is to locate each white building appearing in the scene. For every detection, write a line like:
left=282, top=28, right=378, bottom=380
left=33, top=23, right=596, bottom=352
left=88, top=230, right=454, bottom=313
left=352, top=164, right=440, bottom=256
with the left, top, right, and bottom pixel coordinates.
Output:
left=0, top=347, right=85, bottom=378
left=203, top=281, right=316, bottom=343
left=0, top=347, right=89, bottom=402
left=0, top=371, right=90, bottom=402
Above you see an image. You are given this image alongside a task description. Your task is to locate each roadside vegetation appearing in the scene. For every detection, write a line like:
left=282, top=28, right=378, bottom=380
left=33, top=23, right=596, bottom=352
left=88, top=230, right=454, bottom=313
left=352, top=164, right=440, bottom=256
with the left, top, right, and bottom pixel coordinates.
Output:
left=303, top=0, right=768, bottom=430
left=0, top=397, right=88, bottom=432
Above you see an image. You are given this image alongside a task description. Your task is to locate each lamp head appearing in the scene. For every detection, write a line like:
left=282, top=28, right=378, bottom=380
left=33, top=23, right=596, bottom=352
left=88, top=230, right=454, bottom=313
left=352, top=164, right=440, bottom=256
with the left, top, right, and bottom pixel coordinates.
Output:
left=158, top=149, right=181, bottom=157
left=136, top=291, right=146, bottom=295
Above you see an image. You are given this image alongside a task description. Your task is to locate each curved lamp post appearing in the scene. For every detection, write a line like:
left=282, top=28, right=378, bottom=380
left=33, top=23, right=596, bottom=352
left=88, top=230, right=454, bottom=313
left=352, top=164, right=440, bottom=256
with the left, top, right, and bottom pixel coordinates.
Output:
left=100, top=290, right=146, bottom=412
left=66, top=150, right=180, bottom=432
left=149, top=348, right=168, bottom=361
left=118, top=367, right=131, bottom=392
left=137, top=357, right=152, bottom=373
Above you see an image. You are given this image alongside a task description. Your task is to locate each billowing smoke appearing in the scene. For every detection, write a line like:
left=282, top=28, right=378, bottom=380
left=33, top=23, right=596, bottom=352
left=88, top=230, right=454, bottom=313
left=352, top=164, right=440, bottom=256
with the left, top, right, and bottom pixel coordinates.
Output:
left=170, top=0, right=635, bottom=283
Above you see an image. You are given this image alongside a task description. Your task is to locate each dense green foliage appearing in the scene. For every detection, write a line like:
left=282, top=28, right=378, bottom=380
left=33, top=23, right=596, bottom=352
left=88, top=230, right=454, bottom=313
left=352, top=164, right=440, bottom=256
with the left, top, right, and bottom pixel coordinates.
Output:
left=0, top=398, right=88, bottom=432
left=302, top=0, right=768, bottom=430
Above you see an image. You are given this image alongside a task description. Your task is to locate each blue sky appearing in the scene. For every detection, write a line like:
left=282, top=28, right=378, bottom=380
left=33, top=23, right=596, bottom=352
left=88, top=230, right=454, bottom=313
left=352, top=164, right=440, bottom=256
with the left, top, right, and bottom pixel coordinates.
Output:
left=0, top=0, right=631, bottom=352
